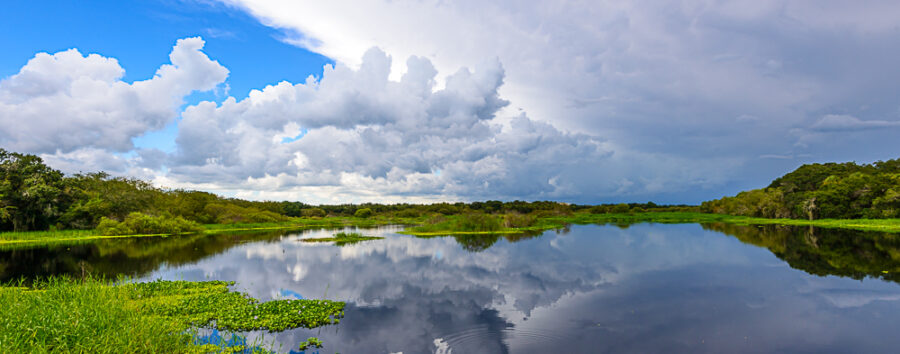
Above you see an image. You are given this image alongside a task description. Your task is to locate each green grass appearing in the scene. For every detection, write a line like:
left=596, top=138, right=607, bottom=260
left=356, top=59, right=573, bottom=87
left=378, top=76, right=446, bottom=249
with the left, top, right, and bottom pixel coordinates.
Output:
left=300, top=231, right=384, bottom=245
left=4, top=212, right=900, bottom=248
left=0, top=277, right=344, bottom=353
left=550, top=212, right=900, bottom=232
left=0, top=216, right=424, bottom=248
left=401, top=211, right=900, bottom=235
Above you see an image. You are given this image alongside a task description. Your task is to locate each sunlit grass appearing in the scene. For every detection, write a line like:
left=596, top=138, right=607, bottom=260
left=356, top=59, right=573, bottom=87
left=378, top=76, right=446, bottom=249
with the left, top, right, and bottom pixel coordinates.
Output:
left=300, top=231, right=385, bottom=246
left=0, top=277, right=344, bottom=353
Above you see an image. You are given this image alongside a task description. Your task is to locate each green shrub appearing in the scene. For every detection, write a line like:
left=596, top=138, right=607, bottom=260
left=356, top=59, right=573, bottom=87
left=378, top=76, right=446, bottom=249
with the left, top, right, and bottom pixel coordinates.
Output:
left=96, top=213, right=202, bottom=236
left=301, top=208, right=327, bottom=218
left=502, top=213, right=536, bottom=228
left=610, top=203, right=630, bottom=213
left=354, top=208, right=373, bottom=218
left=95, top=217, right=134, bottom=236
left=394, top=208, right=421, bottom=218
left=455, top=213, right=502, bottom=232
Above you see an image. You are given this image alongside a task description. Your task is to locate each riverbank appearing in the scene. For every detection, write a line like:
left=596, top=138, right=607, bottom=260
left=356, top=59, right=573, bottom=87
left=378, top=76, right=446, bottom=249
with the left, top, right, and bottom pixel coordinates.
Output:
left=0, top=216, right=422, bottom=248
left=3, top=212, right=900, bottom=249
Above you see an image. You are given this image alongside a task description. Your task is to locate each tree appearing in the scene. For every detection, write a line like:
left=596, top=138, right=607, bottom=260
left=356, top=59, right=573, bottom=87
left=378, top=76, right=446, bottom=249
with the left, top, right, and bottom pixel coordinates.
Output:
left=0, top=149, right=71, bottom=231
left=354, top=208, right=373, bottom=218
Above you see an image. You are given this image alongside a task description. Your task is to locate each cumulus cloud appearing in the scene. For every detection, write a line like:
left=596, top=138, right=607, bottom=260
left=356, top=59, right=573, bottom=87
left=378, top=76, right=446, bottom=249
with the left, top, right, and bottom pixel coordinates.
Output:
left=216, top=0, right=900, bottom=200
left=0, top=37, right=228, bottom=154
left=163, top=48, right=729, bottom=202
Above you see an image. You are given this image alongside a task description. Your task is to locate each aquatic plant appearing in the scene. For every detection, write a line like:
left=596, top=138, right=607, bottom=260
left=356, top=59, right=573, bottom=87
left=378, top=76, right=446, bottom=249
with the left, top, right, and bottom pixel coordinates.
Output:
left=297, top=337, right=323, bottom=351
left=0, top=277, right=344, bottom=352
left=301, top=232, right=384, bottom=246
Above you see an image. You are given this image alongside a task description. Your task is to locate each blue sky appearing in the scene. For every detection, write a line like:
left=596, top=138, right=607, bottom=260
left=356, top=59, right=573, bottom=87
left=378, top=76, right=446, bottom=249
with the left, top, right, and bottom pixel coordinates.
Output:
left=2, top=1, right=900, bottom=204
left=1, top=0, right=330, bottom=152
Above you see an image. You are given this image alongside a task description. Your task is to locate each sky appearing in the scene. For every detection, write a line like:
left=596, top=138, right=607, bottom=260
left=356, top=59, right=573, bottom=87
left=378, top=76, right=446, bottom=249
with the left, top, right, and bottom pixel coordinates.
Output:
left=2, top=1, right=900, bottom=205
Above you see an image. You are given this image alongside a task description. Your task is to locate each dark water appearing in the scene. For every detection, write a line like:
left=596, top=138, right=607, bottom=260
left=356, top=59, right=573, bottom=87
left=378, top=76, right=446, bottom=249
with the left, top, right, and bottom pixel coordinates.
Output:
left=4, top=223, right=900, bottom=353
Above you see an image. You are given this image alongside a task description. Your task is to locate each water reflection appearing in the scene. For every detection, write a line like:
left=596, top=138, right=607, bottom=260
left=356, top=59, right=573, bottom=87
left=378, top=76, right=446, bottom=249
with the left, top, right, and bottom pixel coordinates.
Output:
left=3, top=224, right=900, bottom=352
left=703, top=223, right=900, bottom=283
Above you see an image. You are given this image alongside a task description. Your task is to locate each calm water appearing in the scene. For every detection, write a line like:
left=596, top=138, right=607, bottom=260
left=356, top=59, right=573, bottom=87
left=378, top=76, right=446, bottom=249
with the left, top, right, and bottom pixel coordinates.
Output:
left=3, top=223, right=900, bottom=353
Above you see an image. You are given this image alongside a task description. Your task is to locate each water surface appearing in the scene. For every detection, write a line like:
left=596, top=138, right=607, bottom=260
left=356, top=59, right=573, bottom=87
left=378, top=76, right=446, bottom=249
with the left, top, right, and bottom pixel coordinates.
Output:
left=3, top=223, right=900, bottom=353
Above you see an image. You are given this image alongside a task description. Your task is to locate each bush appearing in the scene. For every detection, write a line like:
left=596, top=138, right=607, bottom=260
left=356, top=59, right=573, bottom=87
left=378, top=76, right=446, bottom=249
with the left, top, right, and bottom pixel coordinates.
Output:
left=96, top=213, right=203, bottom=236
left=610, top=203, right=630, bottom=213
left=394, top=209, right=421, bottom=218
left=502, top=213, right=536, bottom=228
left=455, top=213, right=502, bottom=232
left=203, top=203, right=289, bottom=224
left=354, top=208, right=373, bottom=218
left=301, top=208, right=326, bottom=218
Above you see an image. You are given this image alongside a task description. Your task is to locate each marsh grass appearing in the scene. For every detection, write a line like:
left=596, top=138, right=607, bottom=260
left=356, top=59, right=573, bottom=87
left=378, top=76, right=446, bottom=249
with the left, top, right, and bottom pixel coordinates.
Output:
left=553, top=212, right=900, bottom=232
left=0, top=277, right=345, bottom=353
left=300, top=232, right=384, bottom=246
left=0, top=216, right=423, bottom=247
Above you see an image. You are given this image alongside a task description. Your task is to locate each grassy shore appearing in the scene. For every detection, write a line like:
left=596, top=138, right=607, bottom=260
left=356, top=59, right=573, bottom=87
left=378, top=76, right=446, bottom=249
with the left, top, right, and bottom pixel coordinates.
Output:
left=3, top=212, right=900, bottom=248
left=0, top=216, right=422, bottom=248
left=0, top=277, right=344, bottom=353
left=553, top=212, right=900, bottom=232
left=401, top=212, right=900, bottom=235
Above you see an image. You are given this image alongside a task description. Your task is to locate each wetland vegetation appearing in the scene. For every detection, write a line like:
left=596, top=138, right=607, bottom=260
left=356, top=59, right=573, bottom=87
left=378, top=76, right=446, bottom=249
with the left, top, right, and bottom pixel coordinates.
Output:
left=300, top=231, right=384, bottom=246
left=0, top=277, right=343, bottom=353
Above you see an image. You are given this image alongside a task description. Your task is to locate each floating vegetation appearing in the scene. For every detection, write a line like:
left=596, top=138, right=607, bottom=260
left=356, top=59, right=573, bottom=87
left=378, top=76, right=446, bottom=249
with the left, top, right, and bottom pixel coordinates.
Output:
left=0, top=277, right=344, bottom=352
left=297, top=337, right=323, bottom=351
left=300, top=232, right=384, bottom=246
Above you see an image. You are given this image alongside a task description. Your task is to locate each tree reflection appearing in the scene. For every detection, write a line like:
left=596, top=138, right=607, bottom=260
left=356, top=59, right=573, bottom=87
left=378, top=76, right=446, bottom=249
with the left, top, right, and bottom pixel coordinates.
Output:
left=704, top=222, right=900, bottom=283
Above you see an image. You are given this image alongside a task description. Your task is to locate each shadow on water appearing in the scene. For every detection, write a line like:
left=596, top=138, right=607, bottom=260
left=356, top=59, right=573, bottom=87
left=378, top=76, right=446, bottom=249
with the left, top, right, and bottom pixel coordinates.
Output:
left=0, top=230, right=288, bottom=283
left=702, top=222, right=900, bottom=283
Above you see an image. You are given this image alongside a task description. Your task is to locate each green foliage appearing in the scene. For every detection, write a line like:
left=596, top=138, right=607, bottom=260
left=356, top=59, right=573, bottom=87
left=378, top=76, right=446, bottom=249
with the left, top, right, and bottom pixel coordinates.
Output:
left=0, top=277, right=344, bottom=352
left=96, top=212, right=203, bottom=236
left=204, top=202, right=289, bottom=224
left=301, top=208, right=327, bottom=218
left=0, top=148, right=72, bottom=231
left=300, top=232, right=384, bottom=246
left=502, top=213, right=537, bottom=228
left=704, top=158, right=900, bottom=219
left=354, top=208, right=374, bottom=218
left=298, top=337, right=324, bottom=351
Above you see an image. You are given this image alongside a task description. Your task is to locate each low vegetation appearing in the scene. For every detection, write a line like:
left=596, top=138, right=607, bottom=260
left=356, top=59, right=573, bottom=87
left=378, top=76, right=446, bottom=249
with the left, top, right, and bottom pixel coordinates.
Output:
left=0, top=277, right=344, bottom=353
left=297, top=337, right=324, bottom=351
left=96, top=212, right=203, bottom=236
left=300, top=231, right=384, bottom=246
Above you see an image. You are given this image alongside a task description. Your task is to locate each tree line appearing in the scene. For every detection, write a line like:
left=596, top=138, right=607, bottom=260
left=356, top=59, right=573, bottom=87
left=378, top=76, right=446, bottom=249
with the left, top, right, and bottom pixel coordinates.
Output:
left=1, top=148, right=686, bottom=232
left=702, top=159, right=900, bottom=219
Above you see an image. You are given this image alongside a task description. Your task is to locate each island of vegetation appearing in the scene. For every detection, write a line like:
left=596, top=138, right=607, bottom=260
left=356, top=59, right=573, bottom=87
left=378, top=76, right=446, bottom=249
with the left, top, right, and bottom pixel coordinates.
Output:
left=300, top=231, right=384, bottom=245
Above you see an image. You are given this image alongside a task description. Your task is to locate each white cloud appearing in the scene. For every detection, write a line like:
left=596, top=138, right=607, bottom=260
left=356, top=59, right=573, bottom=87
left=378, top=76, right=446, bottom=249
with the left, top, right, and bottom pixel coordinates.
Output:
left=0, top=37, right=228, bottom=154
left=162, top=48, right=729, bottom=203
left=212, top=0, right=900, bottom=201
left=809, top=114, right=900, bottom=132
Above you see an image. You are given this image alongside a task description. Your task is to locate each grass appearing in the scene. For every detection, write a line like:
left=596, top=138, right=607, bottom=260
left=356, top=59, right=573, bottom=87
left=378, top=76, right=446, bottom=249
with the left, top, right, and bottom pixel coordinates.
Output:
left=401, top=211, right=900, bottom=235
left=3, top=212, right=900, bottom=248
left=0, top=277, right=344, bottom=353
left=0, top=216, right=423, bottom=248
left=300, top=231, right=384, bottom=246
left=551, top=212, right=900, bottom=232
